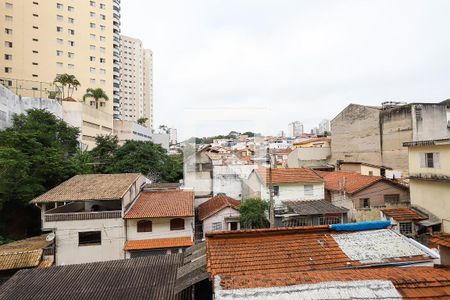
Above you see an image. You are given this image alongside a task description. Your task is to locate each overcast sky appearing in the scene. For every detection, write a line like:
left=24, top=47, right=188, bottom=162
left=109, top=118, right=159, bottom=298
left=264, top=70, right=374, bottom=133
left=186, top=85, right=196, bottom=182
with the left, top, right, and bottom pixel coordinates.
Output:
left=122, top=0, right=450, bottom=140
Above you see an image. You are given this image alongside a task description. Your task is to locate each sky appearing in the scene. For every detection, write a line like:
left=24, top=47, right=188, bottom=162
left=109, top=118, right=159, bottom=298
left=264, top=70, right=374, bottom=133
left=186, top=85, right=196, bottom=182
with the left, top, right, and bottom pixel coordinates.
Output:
left=121, top=0, right=450, bottom=140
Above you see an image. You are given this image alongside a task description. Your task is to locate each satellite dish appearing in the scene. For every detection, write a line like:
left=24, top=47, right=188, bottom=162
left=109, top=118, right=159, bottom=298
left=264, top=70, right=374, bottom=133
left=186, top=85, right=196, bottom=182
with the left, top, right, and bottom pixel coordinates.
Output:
left=46, top=232, right=55, bottom=242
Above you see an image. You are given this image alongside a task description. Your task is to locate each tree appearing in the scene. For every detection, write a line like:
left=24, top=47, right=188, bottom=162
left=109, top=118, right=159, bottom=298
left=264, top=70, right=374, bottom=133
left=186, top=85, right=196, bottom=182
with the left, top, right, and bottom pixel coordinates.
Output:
left=90, top=135, right=119, bottom=173
left=137, top=117, right=148, bottom=126
left=0, top=109, right=81, bottom=239
left=53, top=74, right=80, bottom=99
left=239, top=198, right=270, bottom=229
left=83, top=88, right=109, bottom=109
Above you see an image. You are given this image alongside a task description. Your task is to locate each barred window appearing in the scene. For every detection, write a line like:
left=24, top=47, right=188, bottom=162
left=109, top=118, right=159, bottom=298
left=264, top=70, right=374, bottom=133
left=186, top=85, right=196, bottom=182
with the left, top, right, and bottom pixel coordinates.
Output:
left=137, top=220, right=152, bottom=232
left=399, top=222, right=413, bottom=235
left=212, top=222, right=222, bottom=231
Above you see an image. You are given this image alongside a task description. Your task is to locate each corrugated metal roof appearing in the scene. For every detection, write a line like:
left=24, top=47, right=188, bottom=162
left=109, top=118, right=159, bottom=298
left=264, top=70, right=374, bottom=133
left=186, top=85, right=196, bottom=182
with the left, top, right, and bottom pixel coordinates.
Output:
left=284, top=200, right=348, bottom=216
left=0, top=255, right=189, bottom=300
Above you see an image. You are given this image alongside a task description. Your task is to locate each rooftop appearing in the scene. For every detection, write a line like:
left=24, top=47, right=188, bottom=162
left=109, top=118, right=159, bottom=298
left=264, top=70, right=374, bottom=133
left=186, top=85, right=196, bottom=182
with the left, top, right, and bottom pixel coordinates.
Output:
left=31, top=173, right=142, bottom=203
left=381, top=207, right=427, bottom=221
left=124, top=190, right=194, bottom=219
left=205, top=226, right=432, bottom=278
left=198, top=195, right=240, bottom=221
left=217, top=267, right=450, bottom=299
left=283, top=200, right=348, bottom=216
left=0, top=235, right=51, bottom=271
left=0, top=255, right=188, bottom=300
left=124, top=237, right=193, bottom=251
left=403, top=138, right=450, bottom=147
left=256, top=167, right=323, bottom=185
left=431, top=235, right=450, bottom=248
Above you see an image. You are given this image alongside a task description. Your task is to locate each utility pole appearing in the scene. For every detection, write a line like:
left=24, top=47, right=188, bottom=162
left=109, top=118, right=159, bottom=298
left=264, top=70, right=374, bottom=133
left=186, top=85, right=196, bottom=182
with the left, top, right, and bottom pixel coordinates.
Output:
left=267, top=147, right=275, bottom=228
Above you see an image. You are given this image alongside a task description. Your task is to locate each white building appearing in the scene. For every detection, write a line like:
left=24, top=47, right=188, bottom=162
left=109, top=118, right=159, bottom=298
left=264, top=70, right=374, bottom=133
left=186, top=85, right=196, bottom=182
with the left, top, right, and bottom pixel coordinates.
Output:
left=120, top=35, right=153, bottom=128
left=212, top=165, right=257, bottom=200
left=32, top=173, right=147, bottom=265
left=318, top=119, right=330, bottom=134
left=169, top=128, right=177, bottom=145
left=198, top=195, right=240, bottom=238
left=113, top=119, right=152, bottom=144
left=288, top=121, right=304, bottom=137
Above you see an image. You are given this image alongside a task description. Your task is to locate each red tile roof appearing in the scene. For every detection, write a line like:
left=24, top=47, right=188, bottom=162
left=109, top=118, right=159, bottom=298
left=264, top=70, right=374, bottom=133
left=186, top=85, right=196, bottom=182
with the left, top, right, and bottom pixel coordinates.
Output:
left=381, top=207, right=427, bottom=221
left=319, top=171, right=384, bottom=194
left=124, top=190, right=194, bottom=219
left=256, top=167, right=323, bottom=184
left=198, top=195, right=240, bottom=221
left=124, top=237, right=193, bottom=251
left=431, top=235, right=450, bottom=248
left=205, top=226, right=431, bottom=278
left=219, top=267, right=450, bottom=298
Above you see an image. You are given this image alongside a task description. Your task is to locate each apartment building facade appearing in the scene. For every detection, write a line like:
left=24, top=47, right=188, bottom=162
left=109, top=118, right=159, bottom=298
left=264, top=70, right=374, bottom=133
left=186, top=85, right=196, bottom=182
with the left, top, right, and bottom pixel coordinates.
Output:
left=0, top=0, right=121, bottom=148
left=119, top=35, right=153, bottom=128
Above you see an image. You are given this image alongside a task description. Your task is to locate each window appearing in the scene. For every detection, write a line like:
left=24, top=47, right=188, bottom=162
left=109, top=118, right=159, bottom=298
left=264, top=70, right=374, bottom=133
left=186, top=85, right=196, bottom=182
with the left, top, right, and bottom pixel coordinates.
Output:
left=56, top=38, right=63, bottom=44
left=90, top=0, right=96, bottom=6
left=68, top=52, right=74, bottom=58
left=421, top=152, right=440, bottom=169
left=68, top=29, right=75, bottom=35
left=68, top=6, right=74, bottom=12
left=212, top=222, right=222, bottom=231
left=90, top=34, right=96, bottom=40
left=5, top=2, right=13, bottom=9
left=4, top=54, right=12, bottom=60
left=56, top=50, right=63, bottom=56
left=90, top=56, right=96, bottom=62
left=100, top=47, right=106, bottom=53
left=68, top=17, right=74, bottom=24
left=100, top=79, right=106, bottom=85
left=100, top=36, right=106, bottom=42
left=90, top=12, right=96, bottom=17
left=304, top=185, right=313, bottom=196
left=368, top=171, right=373, bottom=176
left=100, top=68, right=106, bottom=75
left=32, top=26, right=39, bottom=29
left=319, top=216, right=342, bottom=225
left=100, top=14, right=106, bottom=20
left=137, top=220, right=152, bottom=232
left=32, top=14, right=39, bottom=17
left=90, top=78, right=96, bottom=84
left=100, top=3, right=106, bottom=9
left=56, top=26, right=63, bottom=32
left=100, top=25, right=106, bottom=31
left=100, top=58, right=105, bottom=63
left=360, top=198, right=370, bottom=209
left=399, top=222, right=413, bottom=236
left=170, top=218, right=185, bottom=230
left=56, top=62, right=63, bottom=68
left=90, top=23, right=96, bottom=29
left=384, top=194, right=400, bottom=204
left=68, top=64, right=74, bottom=70
left=90, top=45, right=96, bottom=51
left=273, top=185, right=279, bottom=196
left=32, top=38, right=38, bottom=42
left=78, top=231, right=101, bottom=246
left=68, top=40, right=75, bottom=46
left=90, top=67, right=96, bottom=73
left=5, top=28, right=12, bottom=35
left=57, top=3, right=63, bottom=10
left=4, top=41, right=13, bottom=48
left=57, top=15, right=63, bottom=21
left=5, top=15, right=13, bottom=21
left=4, top=67, right=12, bottom=73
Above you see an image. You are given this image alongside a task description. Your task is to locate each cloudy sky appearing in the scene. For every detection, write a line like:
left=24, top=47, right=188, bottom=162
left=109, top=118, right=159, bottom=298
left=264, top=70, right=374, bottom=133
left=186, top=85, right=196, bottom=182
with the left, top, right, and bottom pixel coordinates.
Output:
left=122, top=0, right=450, bottom=140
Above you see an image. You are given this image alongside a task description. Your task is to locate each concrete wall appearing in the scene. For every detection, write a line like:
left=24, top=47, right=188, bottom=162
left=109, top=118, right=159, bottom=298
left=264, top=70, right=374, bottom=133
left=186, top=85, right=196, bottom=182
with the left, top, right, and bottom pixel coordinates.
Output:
left=339, top=164, right=381, bottom=176
left=113, top=119, right=152, bottom=144
left=184, top=151, right=213, bottom=197
left=126, top=217, right=194, bottom=241
left=408, top=144, right=450, bottom=178
left=331, top=104, right=382, bottom=166
left=261, top=182, right=325, bottom=207
left=411, top=104, right=450, bottom=142
left=47, top=218, right=125, bottom=266
left=287, top=147, right=331, bottom=168
left=151, top=133, right=170, bottom=150
left=0, top=84, right=62, bottom=130
left=202, top=207, right=240, bottom=238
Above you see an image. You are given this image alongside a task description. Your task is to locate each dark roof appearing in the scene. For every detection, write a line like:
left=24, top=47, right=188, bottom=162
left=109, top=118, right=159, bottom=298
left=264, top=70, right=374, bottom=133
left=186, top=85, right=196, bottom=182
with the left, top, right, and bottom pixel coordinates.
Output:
left=0, top=255, right=189, bottom=300
left=284, top=200, right=348, bottom=216
left=403, top=138, right=450, bottom=147
left=175, top=243, right=209, bottom=294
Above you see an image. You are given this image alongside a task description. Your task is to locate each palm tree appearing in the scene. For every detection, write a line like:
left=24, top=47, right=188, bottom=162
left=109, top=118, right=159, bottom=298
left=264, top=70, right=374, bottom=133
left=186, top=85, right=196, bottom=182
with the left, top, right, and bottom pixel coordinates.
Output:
left=53, top=74, right=80, bottom=99
left=83, top=88, right=109, bottom=109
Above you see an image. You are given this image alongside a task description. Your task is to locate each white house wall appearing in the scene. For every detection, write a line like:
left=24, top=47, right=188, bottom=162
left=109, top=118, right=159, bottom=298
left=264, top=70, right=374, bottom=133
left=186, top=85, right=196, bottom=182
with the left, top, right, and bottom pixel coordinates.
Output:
left=126, top=217, right=194, bottom=241
left=203, top=207, right=240, bottom=237
left=261, top=183, right=325, bottom=206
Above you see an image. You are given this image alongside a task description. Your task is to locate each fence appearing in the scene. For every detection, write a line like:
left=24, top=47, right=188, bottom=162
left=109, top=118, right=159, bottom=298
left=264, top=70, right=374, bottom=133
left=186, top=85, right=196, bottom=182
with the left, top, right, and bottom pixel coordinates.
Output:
left=0, top=77, right=60, bottom=99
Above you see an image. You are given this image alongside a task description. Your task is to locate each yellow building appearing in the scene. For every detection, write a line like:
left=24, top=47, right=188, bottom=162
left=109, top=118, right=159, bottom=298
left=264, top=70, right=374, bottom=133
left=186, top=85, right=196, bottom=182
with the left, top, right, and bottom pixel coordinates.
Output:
left=0, top=0, right=121, bottom=148
left=404, top=138, right=450, bottom=232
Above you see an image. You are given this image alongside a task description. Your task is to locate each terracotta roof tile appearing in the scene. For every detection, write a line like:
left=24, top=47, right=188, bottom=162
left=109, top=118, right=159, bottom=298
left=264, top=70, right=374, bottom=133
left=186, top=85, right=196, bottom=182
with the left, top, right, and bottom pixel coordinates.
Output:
left=198, top=195, right=240, bottom=221
left=256, top=167, right=323, bottom=184
left=219, top=266, right=450, bottom=299
left=124, top=190, right=194, bottom=219
left=381, top=207, right=427, bottom=221
left=206, top=227, right=431, bottom=278
left=320, top=171, right=383, bottom=194
left=124, top=237, right=193, bottom=251
left=0, top=235, right=51, bottom=271
left=32, top=173, right=142, bottom=203
left=431, top=235, right=450, bottom=248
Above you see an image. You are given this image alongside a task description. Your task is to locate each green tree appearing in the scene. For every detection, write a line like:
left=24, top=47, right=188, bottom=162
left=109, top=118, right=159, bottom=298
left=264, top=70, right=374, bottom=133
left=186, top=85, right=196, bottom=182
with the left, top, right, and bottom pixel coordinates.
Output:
left=53, top=73, right=80, bottom=99
left=137, top=117, right=148, bottom=126
left=83, top=88, right=109, bottom=109
left=90, top=135, right=119, bottom=173
left=0, top=109, right=81, bottom=239
left=239, top=198, right=270, bottom=229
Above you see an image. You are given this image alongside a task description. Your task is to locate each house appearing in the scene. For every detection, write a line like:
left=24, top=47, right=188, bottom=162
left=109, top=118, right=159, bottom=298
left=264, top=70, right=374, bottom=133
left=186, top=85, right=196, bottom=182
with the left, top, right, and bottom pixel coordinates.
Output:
left=287, top=146, right=331, bottom=169
left=123, top=190, right=194, bottom=257
left=279, top=200, right=348, bottom=227
left=0, top=255, right=190, bottom=300
left=380, top=207, right=427, bottom=237
left=198, top=195, right=240, bottom=238
left=320, top=171, right=410, bottom=222
left=31, top=173, right=147, bottom=265
left=430, top=235, right=450, bottom=266
left=0, top=235, right=53, bottom=284
left=404, top=138, right=450, bottom=232
left=184, top=146, right=214, bottom=205
left=212, top=165, right=256, bottom=200
left=215, top=267, right=450, bottom=299
left=331, top=102, right=450, bottom=177
left=337, top=161, right=392, bottom=177
left=245, top=167, right=324, bottom=207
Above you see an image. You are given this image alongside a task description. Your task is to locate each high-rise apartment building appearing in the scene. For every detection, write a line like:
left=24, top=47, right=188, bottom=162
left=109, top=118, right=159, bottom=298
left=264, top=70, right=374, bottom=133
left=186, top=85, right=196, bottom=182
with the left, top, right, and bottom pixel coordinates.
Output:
left=0, top=0, right=121, bottom=148
left=318, top=119, right=330, bottom=134
left=288, top=121, right=304, bottom=137
left=120, top=35, right=153, bottom=129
